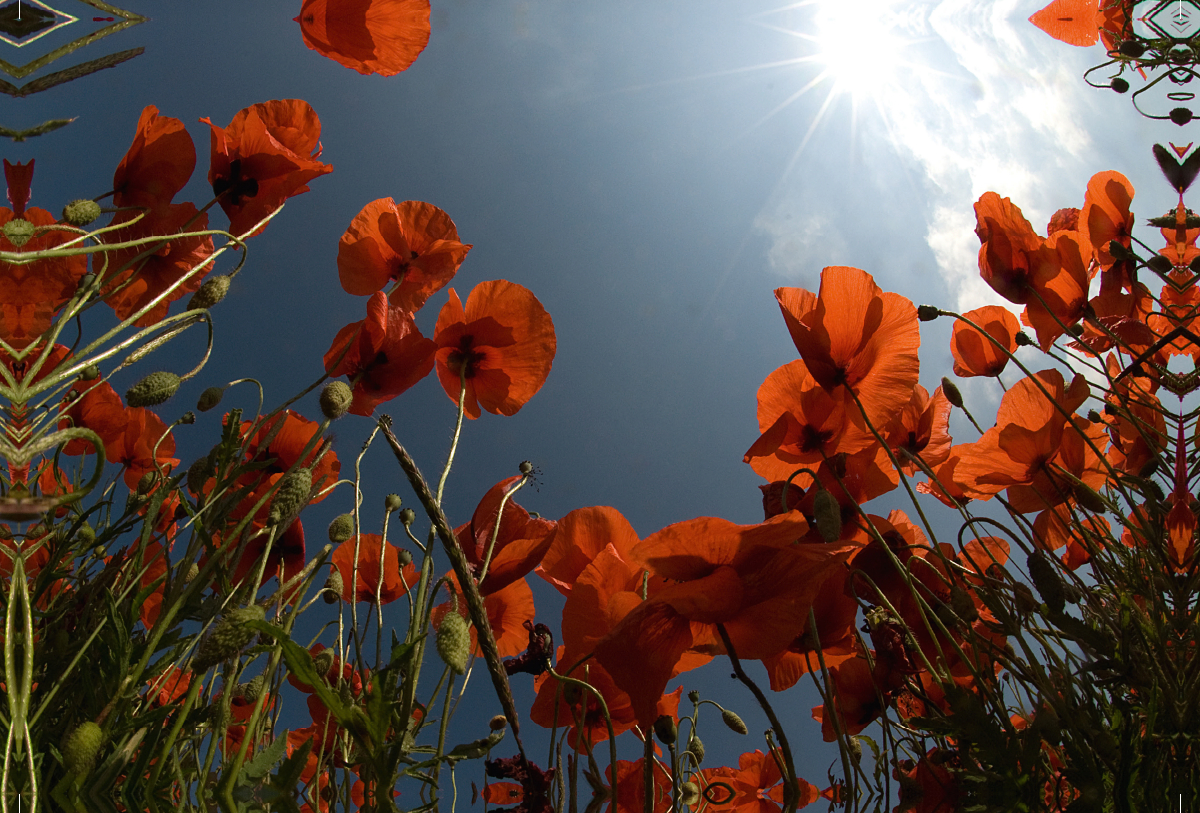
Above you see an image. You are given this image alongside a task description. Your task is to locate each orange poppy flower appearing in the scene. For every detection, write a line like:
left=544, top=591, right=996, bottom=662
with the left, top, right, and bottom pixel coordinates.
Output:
left=337, top=198, right=472, bottom=307
left=452, top=474, right=556, bottom=596
left=743, top=359, right=877, bottom=482
left=98, top=202, right=215, bottom=327
left=1020, top=230, right=1091, bottom=350
left=201, top=99, right=333, bottom=238
left=60, top=380, right=127, bottom=457
left=432, top=573, right=535, bottom=658
left=0, top=206, right=89, bottom=349
left=113, top=105, right=196, bottom=213
left=323, top=291, right=437, bottom=415
left=331, top=533, right=418, bottom=604
left=201, top=519, right=309, bottom=600
left=606, top=757, right=674, bottom=813
left=1029, top=0, right=1099, bottom=46
left=973, top=191, right=1044, bottom=305
left=696, top=750, right=819, bottom=813
left=760, top=562, right=858, bottom=691
left=594, top=513, right=854, bottom=727
left=1100, top=355, right=1165, bottom=475
left=773, top=266, right=920, bottom=429
left=950, top=305, right=1020, bottom=378
left=237, top=410, right=340, bottom=504
left=295, top=0, right=430, bottom=76
left=535, top=505, right=641, bottom=596
left=810, top=656, right=884, bottom=741
left=1078, top=170, right=1135, bottom=274
left=433, top=280, right=556, bottom=419
left=883, top=383, right=952, bottom=475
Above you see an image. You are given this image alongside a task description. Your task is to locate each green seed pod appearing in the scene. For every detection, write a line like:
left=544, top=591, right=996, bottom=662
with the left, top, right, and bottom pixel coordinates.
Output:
left=319, top=380, right=353, bottom=420
left=397, top=548, right=413, bottom=567
left=688, top=690, right=700, bottom=705
left=184, top=562, right=199, bottom=584
left=399, top=507, right=416, bottom=527
left=77, top=522, right=95, bottom=547
left=80, top=364, right=101, bottom=381
left=328, top=513, right=355, bottom=543
left=813, top=489, right=842, bottom=542
left=681, top=782, right=700, bottom=807
left=312, top=647, right=335, bottom=680
left=197, top=386, right=225, bottom=412
left=941, top=377, right=963, bottom=409
left=1027, top=551, right=1065, bottom=615
left=137, top=471, right=157, bottom=496
left=950, top=584, right=979, bottom=624
left=63, top=721, right=102, bottom=776
left=685, top=735, right=705, bottom=764
left=721, top=708, right=748, bottom=735
left=192, top=605, right=266, bottom=673
left=653, top=715, right=677, bottom=745
left=268, top=467, right=312, bottom=526
left=62, top=199, right=102, bottom=227
left=384, top=493, right=403, bottom=513
left=436, top=611, right=470, bottom=674
left=3, top=218, right=35, bottom=248
left=126, top=371, right=181, bottom=408
left=240, top=675, right=267, bottom=705
left=917, top=305, right=940, bottom=322
left=323, top=570, right=344, bottom=603
left=187, top=455, right=211, bottom=495
left=187, top=274, right=231, bottom=311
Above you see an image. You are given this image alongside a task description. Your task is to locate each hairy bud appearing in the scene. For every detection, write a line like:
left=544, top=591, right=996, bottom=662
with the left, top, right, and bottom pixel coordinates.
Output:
left=77, top=522, right=95, bottom=547
left=126, top=371, right=181, bottom=408
left=3, top=218, right=35, bottom=247
left=436, top=611, right=470, bottom=674
left=323, top=570, right=344, bottom=604
left=184, top=562, right=199, bottom=584
left=721, top=708, right=748, bottom=735
left=686, top=735, right=705, bottom=764
left=239, top=675, right=267, bottom=705
left=489, top=715, right=508, bottom=731
left=653, top=715, right=678, bottom=745
left=312, top=647, right=335, bottom=680
left=268, top=468, right=312, bottom=526
left=187, top=455, right=211, bottom=495
left=192, top=605, right=266, bottom=673
left=328, top=513, right=355, bottom=543
left=917, top=305, right=940, bottom=321
left=1027, top=551, right=1066, bottom=616
left=1014, top=331, right=1033, bottom=347
left=813, top=489, right=842, bottom=542
left=319, top=381, right=353, bottom=420
left=63, top=199, right=102, bottom=226
left=137, top=471, right=157, bottom=496
left=63, top=721, right=103, bottom=776
left=1072, top=482, right=1107, bottom=513
left=197, top=386, right=224, bottom=412
left=188, top=274, right=231, bottom=311
left=941, top=377, right=963, bottom=409
left=949, top=584, right=979, bottom=624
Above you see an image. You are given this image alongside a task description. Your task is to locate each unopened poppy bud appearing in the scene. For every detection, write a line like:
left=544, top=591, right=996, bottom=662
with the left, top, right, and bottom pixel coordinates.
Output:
left=240, top=675, right=267, bottom=704
left=653, top=715, right=677, bottom=745
left=1014, top=331, right=1033, bottom=346
left=1147, top=254, right=1174, bottom=274
left=268, top=467, right=312, bottom=525
left=1139, top=456, right=1160, bottom=478
left=1117, top=40, right=1145, bottom=58
left=192, top=605, right=265, bottom=673
left=188, top=274, right=231, bottom=311
left=323, top=570, right=344, bottom=603
left=187, top=456, right=210, bottom=495
left=489, top=715, right=508, bottom=731
left=80, top=364, right=101, bottom=381
left=319, top=380, right=353, bottom=420
left=384, top=493, right=403, bottom=513
left=813, top=489, right=841, bottom=542
left=1072, top=481, right=1107, bottom=513
left=312, top=647, right=335, bottom=679
left=63, top=721, right=102, bottom=776
left=92, top=544, right=105, bottom=557
left=848, top=735, right=863, bottom=765
left=1013, top=582, right=1039, bottom=615
left=126, top=371, right=181, bottom=407
left=1110, top=77, right=1130, bottom=93
left=399, top=507, right=416, bottom=527
left=721, top=708, right=748, bottom=735
left=197, top=386, right=224, bottom=412
left=1027, top=551, right=1065, bottom=615
left=681, top=782, right=700, bottom=807
left=940, top=377, right=963, bottom=409
left=950, top=584, right=978, bottom=624
left=917, top=305, right=940, bottom=321
left=184, top=562, right=199, bottom=584
left=686, top=735, right=705, bottom=764
left=137, top=471, right=157, bottom=496
left=397, top=548, right=413, bottom=567
left=1171, top=107, right=1194, bottom=126
left=77, top=522, right=95, bottom=546
left=437, top=611, right=470, bottom=674
left=328, top=513, right=355, bottom=543
left=62, top=199, right=102, bottom=226
left=3, top=218, right=35, bottom=247
left=1087, top=409, right=1102, bottom=424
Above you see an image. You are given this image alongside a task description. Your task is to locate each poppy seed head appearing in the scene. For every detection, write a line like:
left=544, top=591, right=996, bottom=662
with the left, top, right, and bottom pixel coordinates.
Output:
left=63, top=199, right=102, bottom=226
left=126, top=371, right=181, bottom=408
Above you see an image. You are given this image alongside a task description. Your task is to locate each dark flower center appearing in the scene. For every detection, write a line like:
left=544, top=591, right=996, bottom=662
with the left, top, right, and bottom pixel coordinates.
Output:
left=212, top=159, right=259, bottom=207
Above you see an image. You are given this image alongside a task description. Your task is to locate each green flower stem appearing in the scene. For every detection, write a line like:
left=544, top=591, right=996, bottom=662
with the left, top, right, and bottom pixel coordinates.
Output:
left=547, top=666, right=619, bottom=800
left=144, top=674, right=204, bottom=793
left=477, top=475, right=529, bottom=586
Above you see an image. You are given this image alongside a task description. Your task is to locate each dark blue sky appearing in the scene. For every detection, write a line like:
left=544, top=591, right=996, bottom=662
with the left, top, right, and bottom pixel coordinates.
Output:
left=3, top=0, right=1186, bottom=808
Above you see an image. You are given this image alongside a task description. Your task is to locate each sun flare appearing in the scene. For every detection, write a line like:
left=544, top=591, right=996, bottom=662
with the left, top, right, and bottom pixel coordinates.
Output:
left=811, top=0, right=916, bottom=98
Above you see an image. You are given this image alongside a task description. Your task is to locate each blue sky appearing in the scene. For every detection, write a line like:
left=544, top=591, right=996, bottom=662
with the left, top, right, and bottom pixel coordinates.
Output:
left=3, top=0, right=1188, bottom=807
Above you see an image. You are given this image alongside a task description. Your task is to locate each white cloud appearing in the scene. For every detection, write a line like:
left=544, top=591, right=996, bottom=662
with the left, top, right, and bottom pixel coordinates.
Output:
left=753, top=205, right=845, bottom=282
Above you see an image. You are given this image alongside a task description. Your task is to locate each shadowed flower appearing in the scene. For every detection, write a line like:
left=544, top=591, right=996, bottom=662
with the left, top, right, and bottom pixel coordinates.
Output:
left=331, top=533, right=418, bottom=604
left=201, top=99, right=333, bottom=238
left=0, top=206, right=88, bottom=349
left=295, top=0, right=430, bottom=77
left=951, top=305, right=1020, bottom=378
left=337, top=198, right=472, bottom=308
left=433, top=280, right=556, bottom=419
left=433, top=573, right=536, bottom=658
left=453, top=474, right=557, bottom=595
left=113, top=105, right=196, bottom=213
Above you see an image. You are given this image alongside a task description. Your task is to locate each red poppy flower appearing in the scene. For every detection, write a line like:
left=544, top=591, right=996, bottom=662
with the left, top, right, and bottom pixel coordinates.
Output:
left=98, top=202, right=215, bottom=327
left=594, top=513, right=854, bottom=727
left=951, top=305, right=1020, bottom=378
left=973, top=191, right=1043, bottom=305
left=145, top=665, right=198, bottom=708
left=697, top=750, right=820, bottom=813
left=432, top=573, right=535, bottom=658
left=760, top=562, right=858, bottom=691
left=606, top=758, right=674, bottom=813
left=1158, top=201, right=1200, bottom=269
left=59, top=380, right=127, bottom=457
left=3, top=159, right=32, bottom=217
left=1020, top=229, right=1091, bottom=350
left=201, top=519, right=309, bottom=601
left=330, top=533, right=418, bottom=604
left=201, top=99, right=333, bottom=238
left=452, top=475, right=556, bottom=596
left=113, top=105, right=196, bottom=213
left=773, top=266, right=920, bottom=429
left=295, top=0, right=430, bottom=76
left=810, top=656, right=884, bottom=740
left=1078, top=170, right=1135, bottom=274
left=535, top=505, right=641, bottom=596
left=0, top=207, right=89, bottom=349
left=883, top=383, right=952, bottom=475
left=232, top=410, right=341, bottom=513
left=433, top=280, right=556, bottom=419
left=0, top=341, right=71, bottom=386
left=893, top=749, right=963, bottom=813
left=324, top=291, right=436, bottom=415
left=337, top=198, right=472, bottom=307
left=111, top=406, right=180, bottom=490
left=1029, top=0, right=1099, bottom=46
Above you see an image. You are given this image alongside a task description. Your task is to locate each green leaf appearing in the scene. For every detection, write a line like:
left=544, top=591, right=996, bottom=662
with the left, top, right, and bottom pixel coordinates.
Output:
left=242, top=730, right=288, bottom=780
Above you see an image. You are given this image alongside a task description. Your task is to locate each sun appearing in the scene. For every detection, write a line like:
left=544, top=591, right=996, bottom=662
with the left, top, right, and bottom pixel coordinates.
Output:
left=810, top=0, right=912, bottom=98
